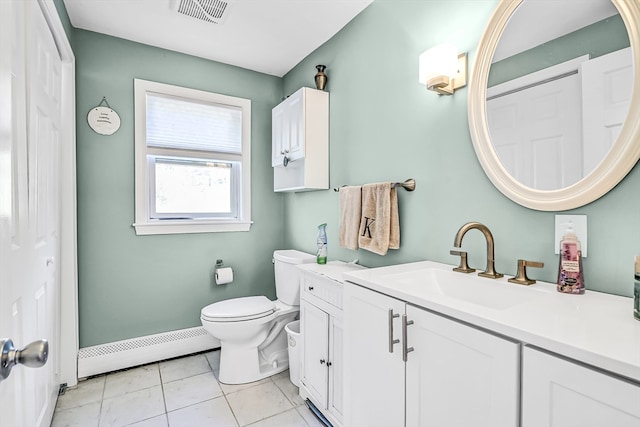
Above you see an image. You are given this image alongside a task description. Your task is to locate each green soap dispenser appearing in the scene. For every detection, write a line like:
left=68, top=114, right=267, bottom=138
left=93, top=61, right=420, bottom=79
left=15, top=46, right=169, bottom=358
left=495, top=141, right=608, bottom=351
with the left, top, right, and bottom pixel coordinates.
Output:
left=317, top=223, right=327, bottom=264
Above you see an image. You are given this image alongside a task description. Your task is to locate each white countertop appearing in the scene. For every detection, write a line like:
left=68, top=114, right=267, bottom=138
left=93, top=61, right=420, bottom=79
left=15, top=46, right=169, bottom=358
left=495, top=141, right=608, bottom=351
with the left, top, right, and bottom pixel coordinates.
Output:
left=343, top=260, right=640, bottom=382
left=298, top=261, right=366, bottom=284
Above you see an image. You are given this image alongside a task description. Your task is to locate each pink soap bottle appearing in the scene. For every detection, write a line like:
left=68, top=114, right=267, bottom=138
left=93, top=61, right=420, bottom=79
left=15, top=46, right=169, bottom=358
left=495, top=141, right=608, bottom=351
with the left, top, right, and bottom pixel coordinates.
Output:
left=557, top=222, right=585, bottom=294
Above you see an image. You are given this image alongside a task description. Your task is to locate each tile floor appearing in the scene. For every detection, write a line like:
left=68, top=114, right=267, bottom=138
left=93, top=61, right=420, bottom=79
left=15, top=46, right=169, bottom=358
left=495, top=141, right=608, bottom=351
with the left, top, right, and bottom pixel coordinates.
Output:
left=51, top=350, right=325, bottom=427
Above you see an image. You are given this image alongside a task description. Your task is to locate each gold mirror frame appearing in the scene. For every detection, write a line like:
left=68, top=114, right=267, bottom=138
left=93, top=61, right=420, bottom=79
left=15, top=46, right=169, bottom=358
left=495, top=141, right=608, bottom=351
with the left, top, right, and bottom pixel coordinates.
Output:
left=468, top=0, right=640, bottom=211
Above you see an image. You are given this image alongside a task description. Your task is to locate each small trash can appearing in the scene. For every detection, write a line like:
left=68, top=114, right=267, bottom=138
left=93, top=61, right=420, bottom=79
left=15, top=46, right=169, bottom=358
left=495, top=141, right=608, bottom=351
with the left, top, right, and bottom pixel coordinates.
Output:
left=285, top=320, right=301, bottom=386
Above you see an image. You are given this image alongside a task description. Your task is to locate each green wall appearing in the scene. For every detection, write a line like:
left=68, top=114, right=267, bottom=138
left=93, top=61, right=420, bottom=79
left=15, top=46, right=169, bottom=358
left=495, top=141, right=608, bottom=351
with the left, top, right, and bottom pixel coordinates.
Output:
left=71, top=0, right=639, bottom=347
left=489, top=14, right=629, bottom=86
left=281, top=0, right=640, bottom=296
left=75, top=30, right=285, bottom=347
left=53, top=0, right=74, bottom=45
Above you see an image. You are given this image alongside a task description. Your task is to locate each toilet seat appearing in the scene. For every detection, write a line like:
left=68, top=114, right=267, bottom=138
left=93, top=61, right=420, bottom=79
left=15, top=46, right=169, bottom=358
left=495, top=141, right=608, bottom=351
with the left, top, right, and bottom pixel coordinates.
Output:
left=201, top=296, right=276, bottom=322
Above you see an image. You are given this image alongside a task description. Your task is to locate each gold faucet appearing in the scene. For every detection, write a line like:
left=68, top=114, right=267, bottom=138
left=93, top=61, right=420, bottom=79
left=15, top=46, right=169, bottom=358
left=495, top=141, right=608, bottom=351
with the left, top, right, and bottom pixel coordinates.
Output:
left=452, top=222, right=503, bottom=279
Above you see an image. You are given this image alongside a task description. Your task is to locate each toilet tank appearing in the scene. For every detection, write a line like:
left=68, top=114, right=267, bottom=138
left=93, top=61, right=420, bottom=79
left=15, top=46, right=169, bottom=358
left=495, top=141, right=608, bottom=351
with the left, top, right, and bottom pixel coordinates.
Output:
left=273, top=250, right=316, bottom=305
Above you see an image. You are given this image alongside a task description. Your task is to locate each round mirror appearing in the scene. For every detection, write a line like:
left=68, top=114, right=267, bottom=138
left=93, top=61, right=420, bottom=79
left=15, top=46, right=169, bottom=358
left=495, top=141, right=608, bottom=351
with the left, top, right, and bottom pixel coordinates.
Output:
left=468, top=0, right=640, bottom=211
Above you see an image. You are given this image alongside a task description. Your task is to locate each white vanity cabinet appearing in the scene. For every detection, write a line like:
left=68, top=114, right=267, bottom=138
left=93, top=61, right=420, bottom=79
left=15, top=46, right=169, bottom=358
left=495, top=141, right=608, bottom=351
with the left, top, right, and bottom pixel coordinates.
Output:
left=298, top=262, right=364, bottom=427
left=522, top=346, right=640, bottom=427
left=343, top=282, right=520, bottom=427
left=272, top=87, right=328, bottom=192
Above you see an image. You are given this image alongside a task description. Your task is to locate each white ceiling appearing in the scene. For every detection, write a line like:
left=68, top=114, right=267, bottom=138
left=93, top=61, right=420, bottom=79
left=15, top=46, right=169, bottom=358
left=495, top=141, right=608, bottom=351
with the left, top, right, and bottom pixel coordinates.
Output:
left=493, top=0, right=619, bottom=62
left=63, top=0, right=373, bottom=77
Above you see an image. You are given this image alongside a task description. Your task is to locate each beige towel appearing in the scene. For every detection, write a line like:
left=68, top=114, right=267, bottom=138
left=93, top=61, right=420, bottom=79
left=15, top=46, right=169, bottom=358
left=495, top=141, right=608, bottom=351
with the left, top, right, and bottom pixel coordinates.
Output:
left=358, top=182, right=400, bottom=255
left=339, top=186, right=362, bottom=250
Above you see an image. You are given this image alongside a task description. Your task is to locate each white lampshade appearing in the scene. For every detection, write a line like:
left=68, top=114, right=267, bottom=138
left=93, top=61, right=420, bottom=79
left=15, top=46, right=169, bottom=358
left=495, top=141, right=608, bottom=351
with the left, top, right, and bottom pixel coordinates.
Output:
left=419, top=43, right=459, bottom=85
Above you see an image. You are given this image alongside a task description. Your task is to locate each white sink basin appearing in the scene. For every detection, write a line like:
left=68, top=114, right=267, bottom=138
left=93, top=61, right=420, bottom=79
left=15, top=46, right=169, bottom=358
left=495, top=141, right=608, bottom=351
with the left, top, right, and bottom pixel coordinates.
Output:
left=389, top=267, right=544, bottom=310
left=345, top=261, right=547, bottom=311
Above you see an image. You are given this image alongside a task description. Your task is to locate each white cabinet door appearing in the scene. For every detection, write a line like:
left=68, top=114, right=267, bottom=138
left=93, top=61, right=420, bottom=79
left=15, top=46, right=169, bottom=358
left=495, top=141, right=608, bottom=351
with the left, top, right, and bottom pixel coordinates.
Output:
left=522, top=347, right=640, bottom=427
left=271, top=101, right=288, bottom=167
left=286, top=90, right=305, bottom=161
left=301, top=300, right=329, bottom=407
left=271, top=89, right=304, bottom=167
left=343, top=283, right=405, bottom=427
left=405, top=306, right=520, bottom=427
left=328, top=316, right=343, bottom=423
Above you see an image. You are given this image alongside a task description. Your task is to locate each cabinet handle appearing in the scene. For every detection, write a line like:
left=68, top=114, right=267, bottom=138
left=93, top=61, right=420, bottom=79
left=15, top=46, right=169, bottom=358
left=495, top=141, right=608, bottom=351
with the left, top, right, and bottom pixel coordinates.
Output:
left=282, top=155, right=290, bottom=167
left=320, top=359, right=326, bottom=364
left=402, top=314, right=414, bottom=362
left=327, top=361, right=332, bottom=367
left=308, top=286, right=314, bottom=291
left=388, top=309, right=400, bottom=353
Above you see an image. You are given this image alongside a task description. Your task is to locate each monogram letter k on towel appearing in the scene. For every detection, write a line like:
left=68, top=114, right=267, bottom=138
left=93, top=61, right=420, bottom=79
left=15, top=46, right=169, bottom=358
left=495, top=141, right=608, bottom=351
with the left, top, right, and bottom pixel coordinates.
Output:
left=358, top=182, right=400, bottom=255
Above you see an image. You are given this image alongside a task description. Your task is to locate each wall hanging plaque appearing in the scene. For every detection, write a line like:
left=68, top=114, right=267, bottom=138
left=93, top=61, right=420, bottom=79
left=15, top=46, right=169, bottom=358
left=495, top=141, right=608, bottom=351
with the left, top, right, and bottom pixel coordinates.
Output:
left=87, top=97, right=121, bottom=135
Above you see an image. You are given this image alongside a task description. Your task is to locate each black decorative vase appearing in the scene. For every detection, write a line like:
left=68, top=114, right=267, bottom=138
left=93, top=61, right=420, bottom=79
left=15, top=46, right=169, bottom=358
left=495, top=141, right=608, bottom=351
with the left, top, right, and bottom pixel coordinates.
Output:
left=314, top=65, right=327, bottom=91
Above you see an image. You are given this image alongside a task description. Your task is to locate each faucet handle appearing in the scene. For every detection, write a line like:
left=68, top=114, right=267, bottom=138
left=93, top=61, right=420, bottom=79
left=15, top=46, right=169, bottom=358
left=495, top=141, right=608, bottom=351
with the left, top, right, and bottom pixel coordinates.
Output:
left=508, top=259, right=544, bottom=286
left=450, top=250, right=476, bottom=274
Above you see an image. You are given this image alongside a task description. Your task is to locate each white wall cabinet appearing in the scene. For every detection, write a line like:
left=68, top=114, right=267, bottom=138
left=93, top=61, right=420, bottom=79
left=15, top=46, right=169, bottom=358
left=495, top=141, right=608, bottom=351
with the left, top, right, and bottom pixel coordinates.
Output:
left=272, top=87, right=328, bottom=192
left=522, top=346, right=640, bottom=427
left=343, top=282, right=520, bottom=427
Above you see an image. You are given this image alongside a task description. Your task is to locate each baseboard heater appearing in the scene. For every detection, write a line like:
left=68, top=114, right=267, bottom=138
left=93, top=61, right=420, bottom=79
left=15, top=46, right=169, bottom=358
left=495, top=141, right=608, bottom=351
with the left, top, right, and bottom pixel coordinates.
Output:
left=77, top=326, right=220, bottom=378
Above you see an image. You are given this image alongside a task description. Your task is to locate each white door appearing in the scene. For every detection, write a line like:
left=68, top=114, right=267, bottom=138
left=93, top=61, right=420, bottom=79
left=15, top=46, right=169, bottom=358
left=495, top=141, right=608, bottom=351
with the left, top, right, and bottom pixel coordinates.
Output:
left=343, top=283, right=405, bottom=427
left=0, top=1, right=62, bottom=426
left=300, top=300, right=329, bottom=407
left=581, top=47, right=633, bottom=174
left=522, top=346, right=640, bottom=427
left=405, top=306, right=520, bottom=427
left=487, top=58, right=584, bottom=190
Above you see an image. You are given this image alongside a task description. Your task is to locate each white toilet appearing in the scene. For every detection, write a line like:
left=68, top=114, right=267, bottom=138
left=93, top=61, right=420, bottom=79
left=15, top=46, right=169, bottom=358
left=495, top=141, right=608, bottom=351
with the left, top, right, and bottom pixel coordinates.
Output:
left=201, top=250, right=315, bottom=384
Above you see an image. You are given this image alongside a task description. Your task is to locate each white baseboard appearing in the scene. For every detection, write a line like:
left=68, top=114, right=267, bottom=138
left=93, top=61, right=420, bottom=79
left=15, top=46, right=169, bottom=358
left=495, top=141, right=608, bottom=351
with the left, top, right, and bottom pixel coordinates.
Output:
left=77, top=326, right=220, bottom=378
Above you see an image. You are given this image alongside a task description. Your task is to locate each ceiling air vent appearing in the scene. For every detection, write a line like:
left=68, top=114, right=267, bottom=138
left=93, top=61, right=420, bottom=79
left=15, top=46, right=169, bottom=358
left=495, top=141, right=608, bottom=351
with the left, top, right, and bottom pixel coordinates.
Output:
left=170, top=0, right=233, bottom=25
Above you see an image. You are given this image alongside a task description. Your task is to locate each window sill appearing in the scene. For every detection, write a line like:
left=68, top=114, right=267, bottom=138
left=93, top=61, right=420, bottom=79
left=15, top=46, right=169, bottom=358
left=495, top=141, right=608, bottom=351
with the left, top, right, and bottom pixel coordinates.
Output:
left=132, top=220, right=253, bottom=235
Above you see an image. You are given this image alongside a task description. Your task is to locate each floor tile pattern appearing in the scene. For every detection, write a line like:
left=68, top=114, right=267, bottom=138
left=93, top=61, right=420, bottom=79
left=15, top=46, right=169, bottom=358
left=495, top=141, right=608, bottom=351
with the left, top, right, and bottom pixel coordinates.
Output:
left=52, top=351, right=325, bottom=427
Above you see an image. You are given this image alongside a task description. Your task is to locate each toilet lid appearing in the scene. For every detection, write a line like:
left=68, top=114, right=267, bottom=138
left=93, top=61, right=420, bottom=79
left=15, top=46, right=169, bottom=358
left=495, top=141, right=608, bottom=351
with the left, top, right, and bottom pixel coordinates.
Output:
left=201, top=296, right=276, bottom=322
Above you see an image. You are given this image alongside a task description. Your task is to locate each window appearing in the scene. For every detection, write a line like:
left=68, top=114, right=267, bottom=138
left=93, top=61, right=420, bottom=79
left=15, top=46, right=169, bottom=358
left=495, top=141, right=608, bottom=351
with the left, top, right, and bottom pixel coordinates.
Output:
left=133, top=79, right=251, bottom=235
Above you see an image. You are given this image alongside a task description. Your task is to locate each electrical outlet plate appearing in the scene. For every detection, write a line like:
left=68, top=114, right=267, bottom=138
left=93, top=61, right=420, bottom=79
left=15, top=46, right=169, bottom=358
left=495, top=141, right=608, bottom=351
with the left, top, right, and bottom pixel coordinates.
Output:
left=554, top=215, right=588, bottom=257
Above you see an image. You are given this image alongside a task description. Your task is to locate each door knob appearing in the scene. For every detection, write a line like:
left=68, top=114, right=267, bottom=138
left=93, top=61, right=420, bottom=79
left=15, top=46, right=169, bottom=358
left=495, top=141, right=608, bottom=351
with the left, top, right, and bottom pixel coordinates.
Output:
left=0, top=338, right=49, bottom=382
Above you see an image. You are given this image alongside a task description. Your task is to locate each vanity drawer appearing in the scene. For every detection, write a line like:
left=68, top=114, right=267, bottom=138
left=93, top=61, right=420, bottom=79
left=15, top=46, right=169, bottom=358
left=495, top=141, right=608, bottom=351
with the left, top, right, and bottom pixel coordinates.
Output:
left=302, top=275, right=343, bottom=309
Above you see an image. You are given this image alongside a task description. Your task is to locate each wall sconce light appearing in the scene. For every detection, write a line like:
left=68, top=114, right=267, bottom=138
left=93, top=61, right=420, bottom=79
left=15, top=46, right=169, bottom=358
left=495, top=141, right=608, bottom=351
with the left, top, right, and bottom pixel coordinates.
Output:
left=419, top=43, right=468, bottom=95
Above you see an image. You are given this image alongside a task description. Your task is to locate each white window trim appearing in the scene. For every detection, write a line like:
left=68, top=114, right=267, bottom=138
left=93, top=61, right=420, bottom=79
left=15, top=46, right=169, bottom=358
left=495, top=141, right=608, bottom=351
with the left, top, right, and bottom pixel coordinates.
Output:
left=133, top=79, right=252, bottom=235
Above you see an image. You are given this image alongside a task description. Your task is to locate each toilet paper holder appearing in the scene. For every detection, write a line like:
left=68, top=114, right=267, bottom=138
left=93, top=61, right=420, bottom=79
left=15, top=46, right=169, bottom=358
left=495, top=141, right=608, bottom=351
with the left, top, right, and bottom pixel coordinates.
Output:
left=213, top=259, right=225, bottom=278
left=214, top=259, right=234, bottom=285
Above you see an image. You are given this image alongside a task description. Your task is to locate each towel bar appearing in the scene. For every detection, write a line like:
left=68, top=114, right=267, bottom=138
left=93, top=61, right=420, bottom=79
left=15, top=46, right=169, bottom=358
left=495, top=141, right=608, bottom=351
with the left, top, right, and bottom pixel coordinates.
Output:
left=333, top=178, right=416, bottom=192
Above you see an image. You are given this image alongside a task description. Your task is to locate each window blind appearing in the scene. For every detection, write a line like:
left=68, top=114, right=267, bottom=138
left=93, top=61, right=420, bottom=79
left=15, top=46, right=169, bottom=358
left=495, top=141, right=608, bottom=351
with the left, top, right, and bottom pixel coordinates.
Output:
left=146, top=92, right=242, bottom=154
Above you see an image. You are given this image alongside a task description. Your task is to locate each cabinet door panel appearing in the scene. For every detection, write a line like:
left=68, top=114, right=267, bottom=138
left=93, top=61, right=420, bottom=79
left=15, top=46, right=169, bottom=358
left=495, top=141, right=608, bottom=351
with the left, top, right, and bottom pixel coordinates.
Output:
left=287, top=90, right=304, bottom=160
left=328, top=317, right=344, bottom=422
left=271, top=103, right=287, bottom=167
left=301, top=301, right=329, bottom=407
left=523, top=347, right=640, bottom=427
left=405, top=306, right=519, bottom=427
left=343, top=283, right=405, bottom=427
